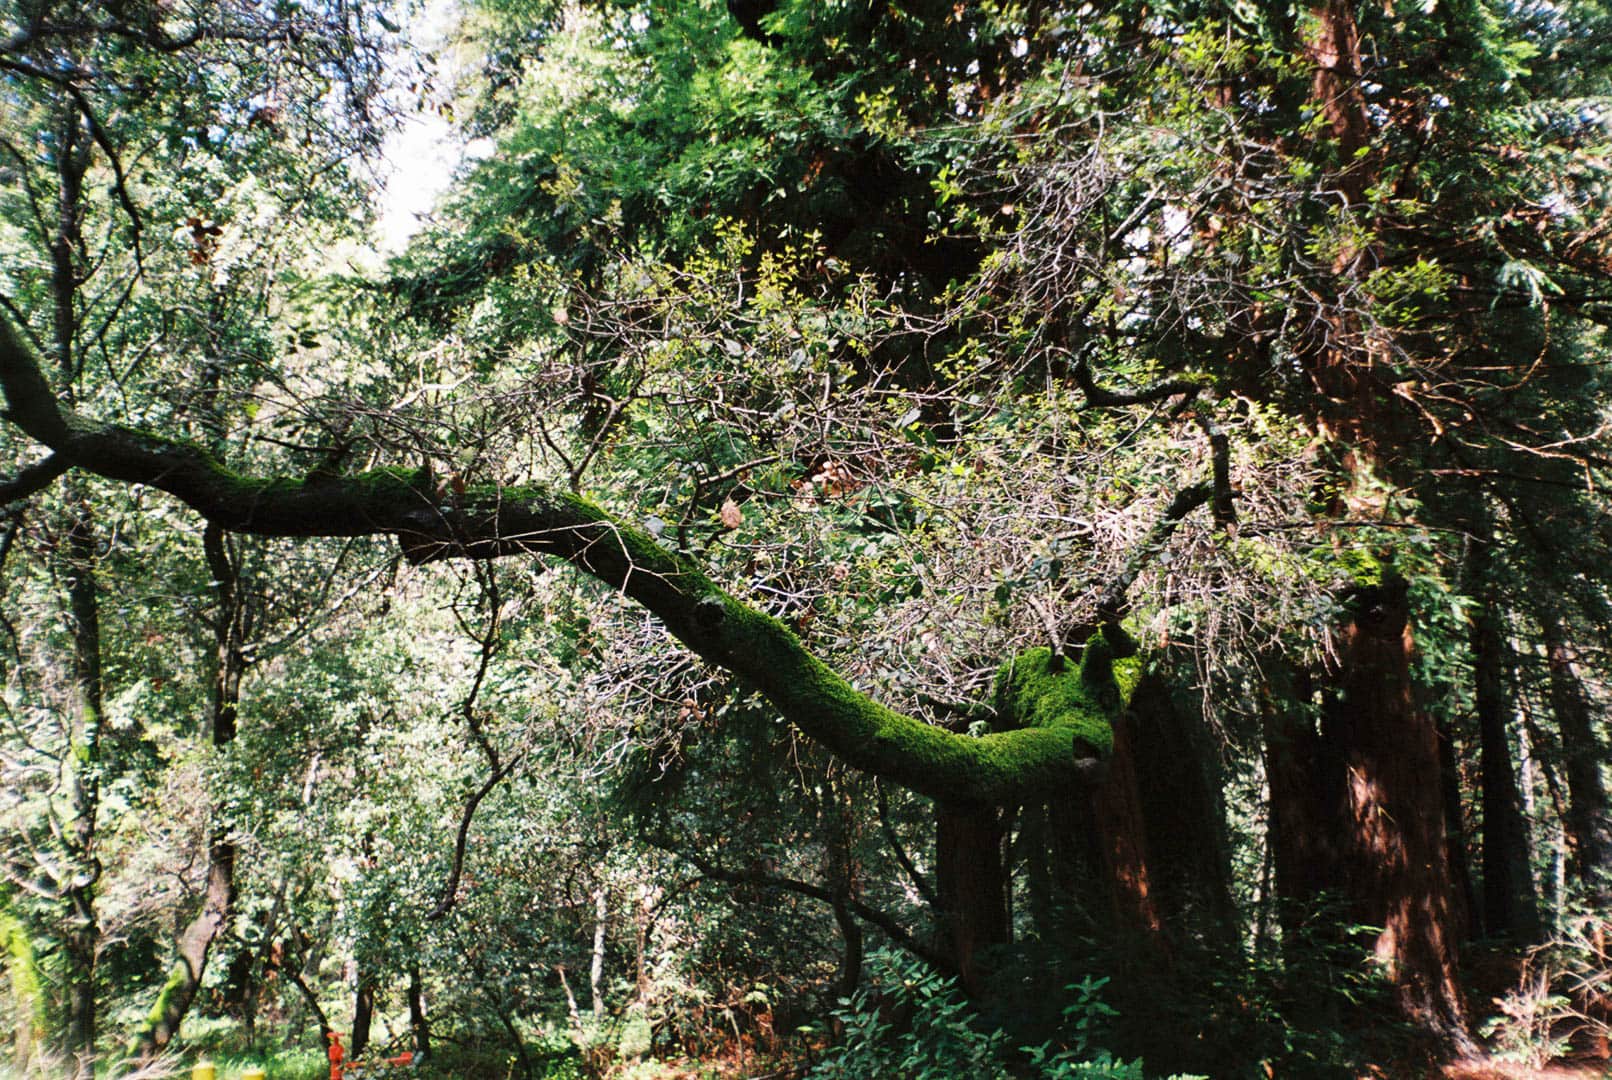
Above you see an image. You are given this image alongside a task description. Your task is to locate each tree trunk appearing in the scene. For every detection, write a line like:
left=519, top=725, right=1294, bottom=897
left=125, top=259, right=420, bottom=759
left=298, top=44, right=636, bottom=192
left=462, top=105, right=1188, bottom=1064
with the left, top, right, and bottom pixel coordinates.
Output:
left=590, top=886, right=608, bottom=1017
left=350, top=975, right=376, bottom=1057
left=1126, top=675, right=1235, bottom=943
left=1539, top=607, right=1612, bottom=905
left=1435, top=711, right=1477, bottom=944
left=408, top=965, right=430, bottom=1059
left=61, top=494, right=102, bottom=1080
left=1261, top=665, right=1341, bottom=950
left=934, top=801, right=1008, bottom=994
left=50, top=102, right=100, bottom=1080
left=1468, top=530, right=1539, bottom=940
left=1328, top=579, right=1472, bottom=1048
left=131, top=523, right=247, bottom=1059
left=1088, top=708, right=1164, bottom=940
left=1263, top=584, right=1474, bottom=1051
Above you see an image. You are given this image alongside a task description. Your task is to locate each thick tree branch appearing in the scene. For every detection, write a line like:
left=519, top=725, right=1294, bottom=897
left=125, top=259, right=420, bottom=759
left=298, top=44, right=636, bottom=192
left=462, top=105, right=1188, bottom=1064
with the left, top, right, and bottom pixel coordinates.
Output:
left=0, top=315, right=1123, bottom=806
left=1094, top=482, right=1213, bottom=627
left=0, top=453, right=68, bottom=505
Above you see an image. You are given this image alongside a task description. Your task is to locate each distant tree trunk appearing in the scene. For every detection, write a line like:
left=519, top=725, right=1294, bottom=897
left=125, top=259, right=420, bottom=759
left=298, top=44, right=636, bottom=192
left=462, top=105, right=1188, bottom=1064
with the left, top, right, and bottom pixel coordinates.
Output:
left=825, top=780, right=864, bottom=998
left=48, top=101, right=101, bottom=1080
left=1261, top=665, right=1340, bottom=950
left=590, top=886, right=608, bottom=1016
left=61, top=498, right=102, bottom=1080
left=934, top=802, right=1008, bottom=993
left=831, top=901, right=864, bottom=1000
left=408, top=965, right=430, bottom=1058
left=1467, top=528, right=1539, bottom=940
left=1539, top=607, right=1612, bottom=905
left=131, top=523, right=248, bottom=1060
left=1435, top=711, right=1477, bottom=943
left=350, top=975, right=376, bottom=1057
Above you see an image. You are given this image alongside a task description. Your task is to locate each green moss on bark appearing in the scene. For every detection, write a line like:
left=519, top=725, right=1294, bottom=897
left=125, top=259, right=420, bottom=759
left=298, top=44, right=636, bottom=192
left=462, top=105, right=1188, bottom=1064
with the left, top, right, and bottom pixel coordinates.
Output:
left=993, top=641, right=1142, bottom=758
left=129, top=959, right=191, bottom=1054
left=2, top=911, right=45, bottom=1051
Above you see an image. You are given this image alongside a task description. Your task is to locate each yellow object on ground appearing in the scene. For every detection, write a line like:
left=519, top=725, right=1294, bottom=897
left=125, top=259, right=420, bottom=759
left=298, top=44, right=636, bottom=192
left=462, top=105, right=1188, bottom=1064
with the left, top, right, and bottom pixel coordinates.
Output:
left=191, top=1064, right=216, bottom=1080
left=240, top=1069, right=267, bottom=1080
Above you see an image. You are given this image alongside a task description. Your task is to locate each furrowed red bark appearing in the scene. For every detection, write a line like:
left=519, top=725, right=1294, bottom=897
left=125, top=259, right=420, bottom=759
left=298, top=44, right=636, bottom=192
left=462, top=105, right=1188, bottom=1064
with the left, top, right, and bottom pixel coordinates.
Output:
left=1328, top=580, right=1471, bottom=1049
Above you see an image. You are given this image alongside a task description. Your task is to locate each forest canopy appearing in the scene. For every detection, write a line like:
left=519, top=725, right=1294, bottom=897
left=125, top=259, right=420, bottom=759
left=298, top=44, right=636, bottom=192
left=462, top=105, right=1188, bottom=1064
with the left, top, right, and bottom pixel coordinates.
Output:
left=1, top=0, right=1610, bottom=1077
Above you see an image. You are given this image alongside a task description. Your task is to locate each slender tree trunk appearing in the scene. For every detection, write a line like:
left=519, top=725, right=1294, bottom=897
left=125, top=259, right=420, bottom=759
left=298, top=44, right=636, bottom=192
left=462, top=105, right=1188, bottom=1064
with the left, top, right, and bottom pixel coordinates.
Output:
left=831, top=901, right=864, bottom=1001
left=61, top=496, right=102, bottom=1080
left=1539, top=607, right=1612, bottom=905
left=408, top=965, right=430, bottom=1059
left=934, top=801, right=1008, bottom=994
left=1435, top=711, right=1477, bottom=943
left=825, top=780, right=864, bottom=998
left=49, top=100, right=101, bottom=1080
left=350, top=974, right=376, bottom=1057
left=131, top=523, right=248, bottom=1059
left=1467, top=529, right=1540, bottom=940
left=590, top=886, right=608, bottom=1017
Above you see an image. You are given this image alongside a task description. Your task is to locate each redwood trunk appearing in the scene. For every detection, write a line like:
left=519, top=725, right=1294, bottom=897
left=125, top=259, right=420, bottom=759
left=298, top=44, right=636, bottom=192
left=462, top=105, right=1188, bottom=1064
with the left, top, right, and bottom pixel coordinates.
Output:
left=934, top=802, right=1008, bottom=993
left=1089, top=709, right=1165, bottom=940
left=1329, top=580, right=1471, bottom=1047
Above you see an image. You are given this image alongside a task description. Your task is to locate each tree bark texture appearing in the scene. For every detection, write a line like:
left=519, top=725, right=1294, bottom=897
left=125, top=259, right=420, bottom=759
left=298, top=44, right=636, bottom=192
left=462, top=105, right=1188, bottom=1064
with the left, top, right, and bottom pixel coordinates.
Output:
left=935, top=801, right=1008, bottom=994
left=1467, top=532, right=1539, bottom=940
left=1539, top=607, right=1612, bottom=904
left=1328, top=580, right=1471, bottom=1047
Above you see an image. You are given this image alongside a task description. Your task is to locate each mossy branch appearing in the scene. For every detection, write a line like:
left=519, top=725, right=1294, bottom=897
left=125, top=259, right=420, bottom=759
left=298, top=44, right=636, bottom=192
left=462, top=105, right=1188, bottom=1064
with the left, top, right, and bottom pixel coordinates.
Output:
left=0, top=315, right=1133, bottom=805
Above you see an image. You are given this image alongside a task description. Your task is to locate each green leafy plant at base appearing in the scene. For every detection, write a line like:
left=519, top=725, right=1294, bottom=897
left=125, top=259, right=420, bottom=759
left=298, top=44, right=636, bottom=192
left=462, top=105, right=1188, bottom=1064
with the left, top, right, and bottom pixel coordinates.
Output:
left=1481, top=907, right=1612, bottom=1068
left=806, top=950, right=1203, bottom=1080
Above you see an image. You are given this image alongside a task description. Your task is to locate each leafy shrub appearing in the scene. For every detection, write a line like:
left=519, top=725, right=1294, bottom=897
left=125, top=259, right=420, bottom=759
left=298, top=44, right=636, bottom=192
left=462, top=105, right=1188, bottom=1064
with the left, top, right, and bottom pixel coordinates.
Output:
left=806, top=950, right=1203, bottom=1080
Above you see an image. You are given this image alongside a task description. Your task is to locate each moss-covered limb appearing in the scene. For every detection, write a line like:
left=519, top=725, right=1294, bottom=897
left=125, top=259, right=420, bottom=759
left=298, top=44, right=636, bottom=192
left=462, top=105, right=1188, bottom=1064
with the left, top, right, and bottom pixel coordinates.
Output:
left=2, top=314, right=1117, bottom=805
left=993, top=641, right=1144, bottom=758
left=2, top=910, right=45, bottom=1061
left=128, top=958, right=195, bottom=1058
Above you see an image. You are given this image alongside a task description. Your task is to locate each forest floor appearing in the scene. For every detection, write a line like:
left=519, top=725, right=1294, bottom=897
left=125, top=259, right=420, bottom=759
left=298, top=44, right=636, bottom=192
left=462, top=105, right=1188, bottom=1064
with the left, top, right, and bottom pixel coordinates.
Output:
left=1442, top=1060, right=1610, bottom=1078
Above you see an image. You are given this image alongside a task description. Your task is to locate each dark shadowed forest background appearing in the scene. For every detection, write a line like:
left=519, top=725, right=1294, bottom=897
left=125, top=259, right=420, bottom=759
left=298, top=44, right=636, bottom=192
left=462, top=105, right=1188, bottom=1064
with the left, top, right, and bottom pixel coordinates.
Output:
left=1, top=0, right=1610, bottom=1076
